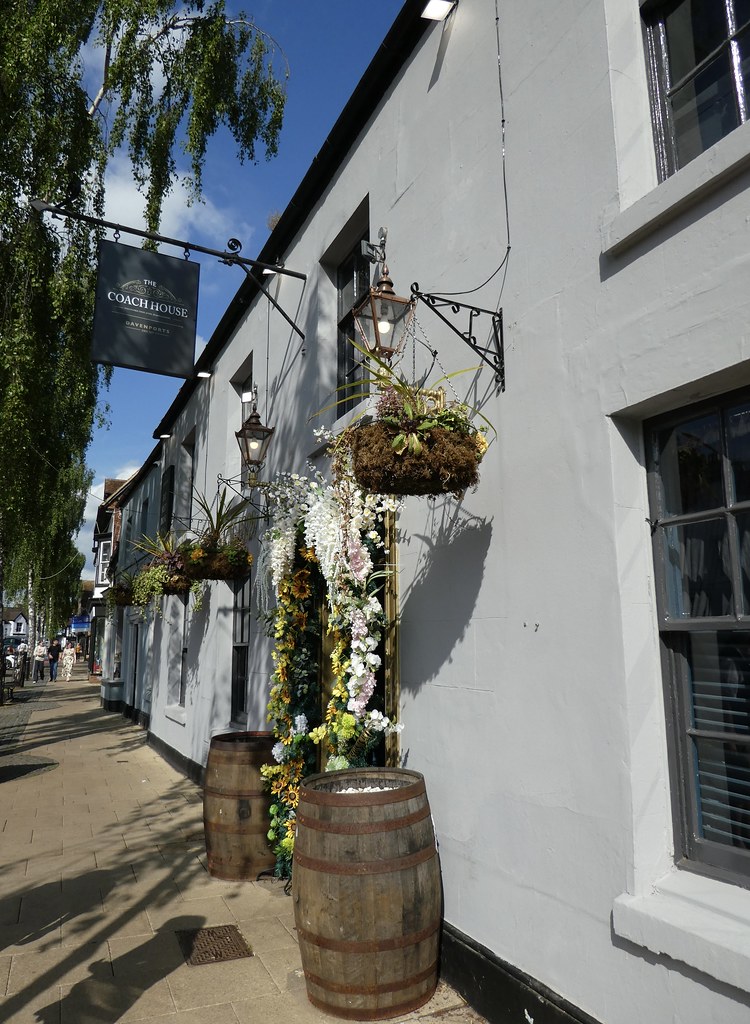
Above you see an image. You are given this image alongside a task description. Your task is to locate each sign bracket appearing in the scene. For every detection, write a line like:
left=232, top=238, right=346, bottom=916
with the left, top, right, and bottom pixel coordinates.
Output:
left=29, top=198, right=306, bottom=341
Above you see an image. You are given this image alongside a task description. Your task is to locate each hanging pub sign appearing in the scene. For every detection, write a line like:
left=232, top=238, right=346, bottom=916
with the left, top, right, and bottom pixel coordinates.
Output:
left=91, top=240, right=200, bottom=378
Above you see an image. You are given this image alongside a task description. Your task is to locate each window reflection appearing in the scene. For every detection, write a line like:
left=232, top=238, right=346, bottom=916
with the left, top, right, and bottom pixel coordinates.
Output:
left=658, top=413, right=723, bottom=516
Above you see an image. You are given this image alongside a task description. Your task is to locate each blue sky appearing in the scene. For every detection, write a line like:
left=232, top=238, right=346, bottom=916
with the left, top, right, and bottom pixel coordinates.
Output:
left=79, top=1, right=406, bottom=575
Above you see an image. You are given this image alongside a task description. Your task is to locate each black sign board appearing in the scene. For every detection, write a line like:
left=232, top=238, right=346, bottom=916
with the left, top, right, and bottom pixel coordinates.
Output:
left=92, top=241, right=200, bottom=378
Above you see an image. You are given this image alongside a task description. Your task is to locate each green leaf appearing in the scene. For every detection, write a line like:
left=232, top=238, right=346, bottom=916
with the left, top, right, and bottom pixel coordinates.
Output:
left=392, top=433, right=407, bottom=454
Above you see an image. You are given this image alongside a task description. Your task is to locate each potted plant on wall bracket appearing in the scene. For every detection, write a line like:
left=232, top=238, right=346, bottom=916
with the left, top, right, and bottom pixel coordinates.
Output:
left=328, top=340, right=493, bottom=498
left=182, top=488, right=255, bottom=582
left=131, top=488, right=255, bottom=613
left=105, top=573, right=135, bottom=615
left=131, top=532, right=194, bottom=613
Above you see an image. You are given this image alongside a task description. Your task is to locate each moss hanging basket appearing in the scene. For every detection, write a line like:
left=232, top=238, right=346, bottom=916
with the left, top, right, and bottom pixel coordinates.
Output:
left=349, top=421, right=481, bottom=496
left=161, top=573, right=191, bottom=595
left=183, top=546, right=253, bottom=582
left=110, top=584, right=134, bottom=607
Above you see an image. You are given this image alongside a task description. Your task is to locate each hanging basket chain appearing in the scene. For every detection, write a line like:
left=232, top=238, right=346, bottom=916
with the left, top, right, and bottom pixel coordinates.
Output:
left=407, top=313, right=462, bottom=406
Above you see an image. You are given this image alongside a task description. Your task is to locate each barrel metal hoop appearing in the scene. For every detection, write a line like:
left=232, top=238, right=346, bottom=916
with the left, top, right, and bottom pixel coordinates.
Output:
left=294, top=842, right=436, bottom=876
left=202, top=820, right=268, bottom=835
left=206, top=752, right=267, bottom=765
left=296, top=803, right=431, bottom=835
left=296, top=918, right=440, bottom=954
left=304, top=959, right=438, bottom=996
left=294, top=841, right=437, bottom=876
left=300, top=779, right=425, bottom=808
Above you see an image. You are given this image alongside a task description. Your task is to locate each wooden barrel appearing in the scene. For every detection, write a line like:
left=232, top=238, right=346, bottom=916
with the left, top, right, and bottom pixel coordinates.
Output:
left=203, top=731, right=276, bottom=880
left=292, top=767, right=441, bottom=1020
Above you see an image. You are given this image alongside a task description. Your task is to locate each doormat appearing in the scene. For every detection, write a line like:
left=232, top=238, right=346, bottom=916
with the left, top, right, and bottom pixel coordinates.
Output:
left=175, top=925, right=253, bottom=966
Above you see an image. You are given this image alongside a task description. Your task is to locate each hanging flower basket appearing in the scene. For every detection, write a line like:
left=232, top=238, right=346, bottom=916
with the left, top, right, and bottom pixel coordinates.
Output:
left=183, top=544, right=253, bottom=581
left=161, top=572, right=191, bottom=594
left=349, top=420, right=482, bottom=497
left=110, top=583, right=134, bottom=607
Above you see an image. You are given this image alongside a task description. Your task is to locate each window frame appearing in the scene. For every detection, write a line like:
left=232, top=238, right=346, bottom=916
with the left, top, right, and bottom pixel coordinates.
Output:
left=231, top=574, right=252, bottom=723
left=642, top=0, right=750, bottom=179
left=160, top=465, right=175, bottom=535
left=96, top=539, right=112, bottom=585
left=336, top=232, right=371, bottom=417
left=646, top=387, right=750, bottom=885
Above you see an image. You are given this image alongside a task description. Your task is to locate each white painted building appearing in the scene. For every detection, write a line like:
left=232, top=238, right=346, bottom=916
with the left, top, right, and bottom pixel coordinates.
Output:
left=99, top=2, right=750, bottom=1021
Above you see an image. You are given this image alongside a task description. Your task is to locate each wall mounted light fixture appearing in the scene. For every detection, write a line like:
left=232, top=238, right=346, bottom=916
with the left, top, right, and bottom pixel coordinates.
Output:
left=421, top=1, right=456, bottom=20
left=355, top=228, right=416, bottom=361
left=235, top=386, right=274, bottom=485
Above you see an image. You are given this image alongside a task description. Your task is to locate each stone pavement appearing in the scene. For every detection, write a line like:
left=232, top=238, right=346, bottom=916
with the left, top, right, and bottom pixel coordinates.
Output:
left=0, top=664, right=487, bottom=1024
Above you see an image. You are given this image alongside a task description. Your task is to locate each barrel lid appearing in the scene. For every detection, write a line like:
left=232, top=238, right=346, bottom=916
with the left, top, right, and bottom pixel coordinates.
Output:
left=209, top=730, right=273, bottom=750
left=299, top=768, right=426, bottom=806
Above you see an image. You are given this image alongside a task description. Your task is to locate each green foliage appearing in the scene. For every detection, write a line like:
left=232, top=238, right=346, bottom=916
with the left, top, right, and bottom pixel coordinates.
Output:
left=0, top=2, right=287, bottom=609
left=191, top=487, right=255, bottom=548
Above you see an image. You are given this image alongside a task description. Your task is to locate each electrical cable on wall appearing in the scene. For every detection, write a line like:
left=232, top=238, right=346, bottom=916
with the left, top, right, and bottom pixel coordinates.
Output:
left=438, top=0, right=511, bottom=299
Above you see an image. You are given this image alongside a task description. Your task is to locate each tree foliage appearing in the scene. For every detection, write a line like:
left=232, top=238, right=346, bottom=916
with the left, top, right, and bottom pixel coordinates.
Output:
left=0, top=1, right=287, bottom=614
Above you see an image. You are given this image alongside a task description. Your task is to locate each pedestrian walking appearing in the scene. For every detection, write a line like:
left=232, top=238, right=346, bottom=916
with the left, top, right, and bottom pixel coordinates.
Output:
left=32, top=640, right=47, bottom=681
left=61, top=641, right=76, bottom=681
left=48, top=638, right=62, bottom=681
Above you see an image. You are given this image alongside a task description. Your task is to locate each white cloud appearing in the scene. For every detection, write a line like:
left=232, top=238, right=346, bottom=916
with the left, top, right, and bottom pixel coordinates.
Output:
left=103, top=153, right=255, bottom=250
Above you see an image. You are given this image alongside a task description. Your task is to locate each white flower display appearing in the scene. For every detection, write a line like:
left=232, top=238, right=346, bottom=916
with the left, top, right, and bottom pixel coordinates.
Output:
left=258, top=436, right=405, bottom=773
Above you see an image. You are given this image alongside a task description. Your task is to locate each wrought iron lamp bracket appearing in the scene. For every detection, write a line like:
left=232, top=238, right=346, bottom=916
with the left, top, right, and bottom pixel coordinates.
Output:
left=410, top=283, right=505, bottom=391
left=216, top=474, right=271, bottom=518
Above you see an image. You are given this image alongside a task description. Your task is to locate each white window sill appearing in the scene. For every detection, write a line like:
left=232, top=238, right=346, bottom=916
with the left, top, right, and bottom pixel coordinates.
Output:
left=602, top=119, right=750, bottom=257
left=164, top=705, right=186, bottom=726
left=612, top=870, right=750, bottom=993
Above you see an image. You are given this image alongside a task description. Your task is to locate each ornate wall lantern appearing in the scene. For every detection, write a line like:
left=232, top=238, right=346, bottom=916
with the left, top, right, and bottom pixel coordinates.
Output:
left=352, top=263, right=416, bottom=361
left=235, top=388, right=274, bottom=484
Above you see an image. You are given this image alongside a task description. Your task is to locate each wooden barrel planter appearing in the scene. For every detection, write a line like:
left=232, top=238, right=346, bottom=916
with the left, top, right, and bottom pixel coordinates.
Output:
left=292, top=767, right=442, bottom=1021
left=203, top=731, right=276, bottom=880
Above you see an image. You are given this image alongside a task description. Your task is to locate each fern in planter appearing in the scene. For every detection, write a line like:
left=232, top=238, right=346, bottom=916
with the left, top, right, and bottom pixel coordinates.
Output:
left=183, top=489, right=255, bottom=581
left=131, top=532, right=194, bottom=614
left=131, top=489, right=255, bottom=614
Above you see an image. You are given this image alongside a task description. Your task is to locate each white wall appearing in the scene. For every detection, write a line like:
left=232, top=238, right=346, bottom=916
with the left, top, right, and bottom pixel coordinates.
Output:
left=131, top=2, right=750, bottom=1021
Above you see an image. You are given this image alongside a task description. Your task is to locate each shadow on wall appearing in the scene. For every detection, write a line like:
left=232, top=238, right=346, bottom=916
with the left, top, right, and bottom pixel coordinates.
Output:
left=399, top=502, right=492, bottom=692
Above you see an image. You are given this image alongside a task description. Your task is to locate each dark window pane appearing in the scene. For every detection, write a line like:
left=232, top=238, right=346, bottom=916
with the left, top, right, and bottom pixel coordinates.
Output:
left=670, top=53, right=740, bottom=167
left=735, top=1, right=750, bottom=32
left=727, top=401, right=750, bottom=502
left=693, top=737, right=750, bottom=848
left=739, top=27, right=750, bottom=99
left=657, top=413, right=723, bottom=515
left=662, top=518, right=732, bottom=617
left=231, top=646, right=248, bottom=718
left=665, top=0, right=728, bottom=82
left=233, top=576, right=251, bottom=644
left=735, top=512, right=750, bottom=612
left=688, top=633, right=750, bottom=734
left=336, top=234, right=370, bottom=415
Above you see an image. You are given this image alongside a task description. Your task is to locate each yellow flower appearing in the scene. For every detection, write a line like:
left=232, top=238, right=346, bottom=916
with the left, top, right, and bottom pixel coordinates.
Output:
left=291, top=570, right=311, bottom=600
left=190, top=547, right=205, bottom=561
left=474, top=431, right=489, bottom=459
left=299, top=546, right=317, bottom=563
left=333, top=713, right=356, bottom=740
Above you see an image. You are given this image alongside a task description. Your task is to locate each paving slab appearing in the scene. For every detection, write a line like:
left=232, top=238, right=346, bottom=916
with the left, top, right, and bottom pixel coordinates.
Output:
left=0, top=666, right=487, bottom=1024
